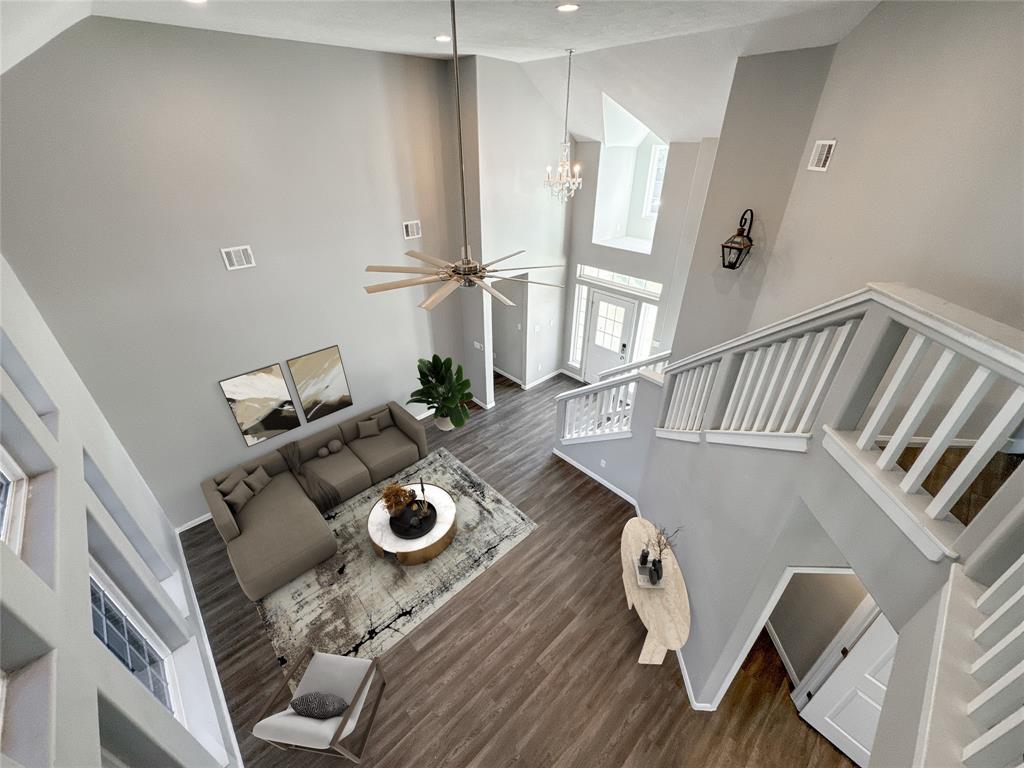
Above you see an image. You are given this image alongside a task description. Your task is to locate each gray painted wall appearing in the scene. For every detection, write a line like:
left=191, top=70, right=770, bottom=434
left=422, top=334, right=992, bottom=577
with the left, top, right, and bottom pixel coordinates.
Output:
left=490, top=277, right=527, bottom=382
left=768, top=572, right=866, bottom=680
left=1, top=18, right=463, bottom=527
left=668, top=45, right=835, bottom=359
left=749, top=1, right=1024, bottom=332
left=473, top=56, right=569, bottom=388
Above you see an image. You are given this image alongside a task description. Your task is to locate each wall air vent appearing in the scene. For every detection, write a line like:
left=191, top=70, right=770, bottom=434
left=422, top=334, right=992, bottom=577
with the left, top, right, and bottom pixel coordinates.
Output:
left=402, top=220, right=422, bottom=240
left=807, top=140, right=837, bottom=172
left=221, top=245, right=255, bottom=271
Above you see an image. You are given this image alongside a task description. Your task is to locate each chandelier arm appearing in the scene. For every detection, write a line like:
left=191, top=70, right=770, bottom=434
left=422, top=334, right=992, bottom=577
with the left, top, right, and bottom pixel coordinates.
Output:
left=450, top=0, right=472, bottom=265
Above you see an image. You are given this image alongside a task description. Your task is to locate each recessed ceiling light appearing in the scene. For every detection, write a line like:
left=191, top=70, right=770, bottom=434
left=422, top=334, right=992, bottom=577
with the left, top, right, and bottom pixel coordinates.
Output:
left=556, top=3, right=580, bottom=12
left=435, top=34, right=452, bottom=43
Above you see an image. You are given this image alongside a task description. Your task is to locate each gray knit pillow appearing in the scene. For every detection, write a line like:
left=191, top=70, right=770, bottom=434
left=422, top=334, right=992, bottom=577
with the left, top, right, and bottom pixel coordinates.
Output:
left=290, top=691, right=348, bottom=720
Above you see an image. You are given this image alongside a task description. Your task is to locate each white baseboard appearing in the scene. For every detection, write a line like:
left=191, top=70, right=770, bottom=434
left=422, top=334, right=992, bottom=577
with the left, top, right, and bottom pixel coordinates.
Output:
left=493, top=366, right=525, bottom=388
left=176, top=511, right=212, bottom=534
left=523, top=369, right=566, bottom=390
left=676, top=651, right=716, bottom=711
left=472, top=397, right=495, bottom=410
left=765, top=620, right=801, bottom=687
left=551, top=447, right=639, bottom=513
left=557, top=368, right=587, bottom=385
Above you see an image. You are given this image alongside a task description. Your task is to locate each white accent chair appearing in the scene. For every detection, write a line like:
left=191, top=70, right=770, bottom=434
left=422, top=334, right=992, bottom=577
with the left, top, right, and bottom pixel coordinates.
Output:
left=253, top=647, right=386, bottom=763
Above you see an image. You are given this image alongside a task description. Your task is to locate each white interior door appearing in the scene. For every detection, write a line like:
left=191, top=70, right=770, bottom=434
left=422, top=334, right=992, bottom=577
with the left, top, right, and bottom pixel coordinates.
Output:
left=583, top=290, right=637, bottom=383
left=800, top=612, right=897, bottom=767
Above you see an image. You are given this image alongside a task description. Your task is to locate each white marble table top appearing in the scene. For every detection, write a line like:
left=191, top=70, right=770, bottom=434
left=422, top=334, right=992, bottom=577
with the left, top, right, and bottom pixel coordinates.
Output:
left=367, top=483, right=456, bottom=554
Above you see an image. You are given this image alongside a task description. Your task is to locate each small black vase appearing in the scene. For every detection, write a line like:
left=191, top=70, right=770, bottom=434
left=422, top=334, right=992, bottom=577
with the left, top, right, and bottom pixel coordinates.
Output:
left=649, top=559, right=663, bottom=584
left=639, top=548, right=649, bottom=566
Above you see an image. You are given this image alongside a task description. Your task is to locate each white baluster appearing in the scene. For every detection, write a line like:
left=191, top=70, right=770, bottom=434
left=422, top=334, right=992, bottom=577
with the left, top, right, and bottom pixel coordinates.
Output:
left=856, top=332, right=931, bottom=450
left=691, top=361, right=719, bottom=431
left=767, top=333, right=812, bottom=432
left=876, top=347, right=960, bottom=471
left=742, top=343, right=782, bottom=431
left=730, top=346, right=768, bottom=431
left=899, top=365, right=996, bottom=494
left=677, top=369, right=700, bottom=429
left=667, top=370, right=691, bottom=429
left=781, top=327, right=836, bottom=433
left=754, top=338, right=796, bottom=432
left=797, top=320, right=856, bottom=434
left=721, top=351, right=754, bottom=430
left=926, top=386, right=1024, bottom=519
left=683, top=365, right=712, bottom=431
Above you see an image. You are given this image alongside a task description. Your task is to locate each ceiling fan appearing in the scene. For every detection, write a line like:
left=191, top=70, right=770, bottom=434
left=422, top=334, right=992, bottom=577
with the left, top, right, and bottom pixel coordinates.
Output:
left=364, top=0, right=564, bottom=311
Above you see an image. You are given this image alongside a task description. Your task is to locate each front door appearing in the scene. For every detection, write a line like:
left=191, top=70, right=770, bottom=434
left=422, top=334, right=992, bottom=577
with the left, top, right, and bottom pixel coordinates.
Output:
left=583, top=290, right=638, bottom=383
left=800, top=613, right=898, bottom=767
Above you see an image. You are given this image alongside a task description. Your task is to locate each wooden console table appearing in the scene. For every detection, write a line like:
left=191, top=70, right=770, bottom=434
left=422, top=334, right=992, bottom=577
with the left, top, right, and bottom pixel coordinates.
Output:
left=620, top=517, right=691, bottom=665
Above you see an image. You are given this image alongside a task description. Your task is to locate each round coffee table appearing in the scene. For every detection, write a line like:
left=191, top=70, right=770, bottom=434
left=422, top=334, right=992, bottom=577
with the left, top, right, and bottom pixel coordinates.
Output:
left=367, top=483, right=457, bottom=565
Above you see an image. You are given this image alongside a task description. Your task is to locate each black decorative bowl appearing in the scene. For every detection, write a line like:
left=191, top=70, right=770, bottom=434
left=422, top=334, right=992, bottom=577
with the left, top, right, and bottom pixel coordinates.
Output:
left=388, top=501, right=438, bottom=540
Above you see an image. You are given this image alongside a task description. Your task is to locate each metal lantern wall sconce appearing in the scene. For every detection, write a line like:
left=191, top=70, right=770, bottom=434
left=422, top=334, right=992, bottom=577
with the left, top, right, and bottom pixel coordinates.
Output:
left=721, top=209, right=754, bottom=270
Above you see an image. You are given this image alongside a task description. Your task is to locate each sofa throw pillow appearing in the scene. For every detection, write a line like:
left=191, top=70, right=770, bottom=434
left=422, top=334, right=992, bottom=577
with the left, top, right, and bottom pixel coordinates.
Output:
left=244, top=466, right=272, bottom=495
left=216, top=467, right=248, bottom=496
left=290, top=691, right=348, bottom=720
left=223, top=481, right=254, bottom=514
left=372, top=407, right=394, bottom=430
left=357, top=419, right=381, bottom=439
left=327, top=439, right=343, bottom=454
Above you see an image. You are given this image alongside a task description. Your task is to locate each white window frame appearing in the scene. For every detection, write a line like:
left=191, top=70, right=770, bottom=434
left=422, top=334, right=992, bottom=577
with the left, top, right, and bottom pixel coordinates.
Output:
left=89, top=559, right=186, bottom=723
left=576, top=265, right=663, bottom=301
left=641, top=144, right=669, bottom=219
left=0, top=445, right=29, bottom=556
left=568, top=283, right=589, bottom=369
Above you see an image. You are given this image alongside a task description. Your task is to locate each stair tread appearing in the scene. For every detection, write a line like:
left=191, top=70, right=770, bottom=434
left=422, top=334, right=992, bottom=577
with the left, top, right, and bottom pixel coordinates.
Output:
left=978, top=550, right=1024, bottom=615
left=976, top=582, right=1024, bottom=648
left=963, top=705, right=1024, bottom=767
left=974, top=621, right=1024, bottom=685
left=968, top=659, right=1024, bottom=730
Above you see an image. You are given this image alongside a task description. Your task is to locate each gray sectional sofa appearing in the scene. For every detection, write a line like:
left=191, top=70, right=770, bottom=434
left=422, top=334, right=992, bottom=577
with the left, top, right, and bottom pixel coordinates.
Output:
left=201, top=402, right=427, bottom=600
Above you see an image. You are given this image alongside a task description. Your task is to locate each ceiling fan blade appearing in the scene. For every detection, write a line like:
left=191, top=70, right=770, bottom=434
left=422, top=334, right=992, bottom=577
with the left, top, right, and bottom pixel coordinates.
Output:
left=366, top=265, right=438, bottom=274
left=364, top=275, right=442, bottom=294
left=484, top=276, right=565, bottom=289
left=471, top=277, right=516, bottom=306
left=482, top=249, right=526, bottom=268
left=405, top=249, right=451, bottom=268
left=485, top=264, right=562, bottom=273
left=418, top=279, right=461, bottom=310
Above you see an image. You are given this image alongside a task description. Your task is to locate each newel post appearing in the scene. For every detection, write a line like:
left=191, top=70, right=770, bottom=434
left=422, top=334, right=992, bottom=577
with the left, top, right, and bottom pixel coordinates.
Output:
left=817, top=303, right=907, bottom=431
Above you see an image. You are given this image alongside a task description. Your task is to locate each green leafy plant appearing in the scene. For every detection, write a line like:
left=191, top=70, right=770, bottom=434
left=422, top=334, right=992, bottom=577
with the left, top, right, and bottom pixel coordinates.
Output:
left=408, top=355, right=474, bottom=427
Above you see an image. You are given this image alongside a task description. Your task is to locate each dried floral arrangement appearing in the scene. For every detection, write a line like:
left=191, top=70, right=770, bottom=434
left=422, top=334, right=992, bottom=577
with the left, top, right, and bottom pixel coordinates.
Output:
left=381, top=483, right=416, bottom=517
left=648, top=526, right=681, bottom=561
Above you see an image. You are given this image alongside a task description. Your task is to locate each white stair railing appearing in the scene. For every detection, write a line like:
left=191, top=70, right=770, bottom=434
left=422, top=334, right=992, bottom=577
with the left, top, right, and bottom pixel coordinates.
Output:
left=556, top=373, right=646, bottom=442
left=915, top=552, right=1024, bottom=768
left=598, top=350, right=672, bottom=381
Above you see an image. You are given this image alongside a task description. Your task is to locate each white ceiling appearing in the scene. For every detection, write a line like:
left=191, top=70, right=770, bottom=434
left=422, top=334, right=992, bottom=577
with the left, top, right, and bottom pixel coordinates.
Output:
left=1, top=0, right=875, bottom=141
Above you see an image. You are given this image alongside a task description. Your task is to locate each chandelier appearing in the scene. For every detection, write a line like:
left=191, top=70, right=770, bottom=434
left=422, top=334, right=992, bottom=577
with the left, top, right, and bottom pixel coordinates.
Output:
left=544, top=49, right=582, bottom=202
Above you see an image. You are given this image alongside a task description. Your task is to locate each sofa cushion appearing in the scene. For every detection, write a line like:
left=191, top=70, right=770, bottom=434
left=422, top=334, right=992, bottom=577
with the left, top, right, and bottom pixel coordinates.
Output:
left=347, top=426, right=420, bottom=484
left=223, top=481, right=254, bottom=514
left=228, top=472, right=336, bottom=600
left=304, top=447, right=372, bottom=500
left=217, top=467, right=248, bottom=495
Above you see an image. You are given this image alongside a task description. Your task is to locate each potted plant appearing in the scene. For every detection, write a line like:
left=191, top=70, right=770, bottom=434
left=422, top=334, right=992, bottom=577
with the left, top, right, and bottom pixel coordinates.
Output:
left=408, top=355, right=474, bottom=431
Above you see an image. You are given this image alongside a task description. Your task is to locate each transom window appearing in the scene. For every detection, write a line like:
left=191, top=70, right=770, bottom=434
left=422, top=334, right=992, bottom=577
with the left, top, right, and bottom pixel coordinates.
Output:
left=594, top=301, right=626, bottom=351
left=577, top=265, right=663, bottom=299
left=90, top=577, right=173, bottom=711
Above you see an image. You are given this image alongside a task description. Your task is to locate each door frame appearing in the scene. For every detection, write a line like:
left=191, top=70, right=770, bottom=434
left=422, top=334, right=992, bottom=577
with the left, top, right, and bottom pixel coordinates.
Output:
left=581, top=288, right=640, bottom=383
left=677, top=565, right=860, bottom=711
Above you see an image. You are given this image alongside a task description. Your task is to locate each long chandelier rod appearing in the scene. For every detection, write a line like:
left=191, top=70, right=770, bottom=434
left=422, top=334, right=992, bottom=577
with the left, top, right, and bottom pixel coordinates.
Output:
left=562, top=48, right=574, bottom=144
left=449, top=0, right=471, bottom=266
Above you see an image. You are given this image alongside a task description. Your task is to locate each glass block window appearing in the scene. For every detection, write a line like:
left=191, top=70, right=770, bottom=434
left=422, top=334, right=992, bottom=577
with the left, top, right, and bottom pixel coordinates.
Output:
left=90, top=578, right=172, bottom=711
left=568, top=284, right=589, bottom=368
left=577, top=265, right=662, bottom=299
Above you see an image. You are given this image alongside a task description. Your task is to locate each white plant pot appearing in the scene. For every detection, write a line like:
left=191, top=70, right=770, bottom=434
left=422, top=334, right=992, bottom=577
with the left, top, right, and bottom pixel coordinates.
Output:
left=434, top=415, right=455, bottom=431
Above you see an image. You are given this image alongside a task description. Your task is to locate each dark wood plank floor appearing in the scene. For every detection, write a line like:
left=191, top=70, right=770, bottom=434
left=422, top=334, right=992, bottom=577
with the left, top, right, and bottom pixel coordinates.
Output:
left=181, top=374, right=853, bottom=768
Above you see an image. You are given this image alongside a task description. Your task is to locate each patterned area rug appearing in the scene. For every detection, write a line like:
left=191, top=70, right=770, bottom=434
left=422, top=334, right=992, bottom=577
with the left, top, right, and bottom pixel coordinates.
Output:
left=257, top=448, right=536, bottom=666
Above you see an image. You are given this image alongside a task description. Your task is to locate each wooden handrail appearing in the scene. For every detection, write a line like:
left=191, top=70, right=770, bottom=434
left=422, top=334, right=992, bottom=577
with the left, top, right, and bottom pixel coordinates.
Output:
left=598, top=350, right=672, bottom=380
left=554, top=370, right=662, bottom=402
